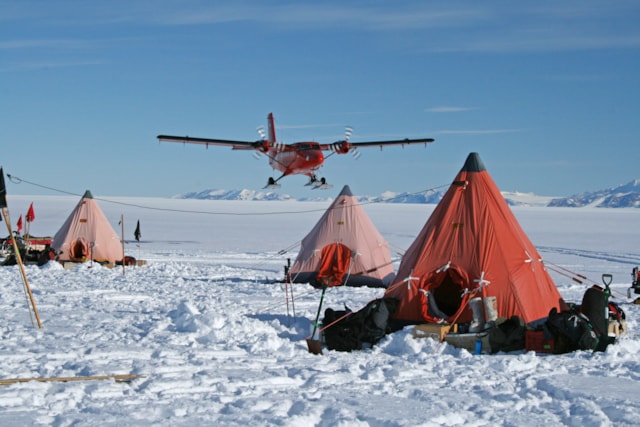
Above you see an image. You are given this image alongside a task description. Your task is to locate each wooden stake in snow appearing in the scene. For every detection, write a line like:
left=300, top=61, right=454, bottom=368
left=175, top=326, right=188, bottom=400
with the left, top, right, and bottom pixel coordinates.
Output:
left=0, top=167, right=43, bottom=329
left=120, top=214, right=126, bottom=275
left=0, top=374, right=144, bottom=386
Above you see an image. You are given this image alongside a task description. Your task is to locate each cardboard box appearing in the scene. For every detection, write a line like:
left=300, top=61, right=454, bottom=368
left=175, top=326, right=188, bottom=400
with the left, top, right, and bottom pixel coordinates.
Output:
left=608, top=321, right=627, bottom=337
left=413, top=323, right=452, bottom=342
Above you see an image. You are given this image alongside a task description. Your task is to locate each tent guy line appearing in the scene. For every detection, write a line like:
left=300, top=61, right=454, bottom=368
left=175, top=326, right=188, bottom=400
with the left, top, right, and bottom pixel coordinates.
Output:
left=543, top=261, right=629, bottom=300
left=5, top=173, right=451, bottom=217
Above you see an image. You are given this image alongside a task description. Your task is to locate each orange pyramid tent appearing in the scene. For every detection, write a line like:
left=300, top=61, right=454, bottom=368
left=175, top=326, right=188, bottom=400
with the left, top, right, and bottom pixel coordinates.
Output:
left=290, top=185, right=395, bottom=288
left=51, top=190, right=123, bottom=263
left=385, top=153, right=565, bottom=324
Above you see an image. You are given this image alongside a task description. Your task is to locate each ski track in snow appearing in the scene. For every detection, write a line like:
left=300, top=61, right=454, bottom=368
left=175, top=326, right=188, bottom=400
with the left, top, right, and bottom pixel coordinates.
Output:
left=0, top=198, right=639, bottom=426
left=539, top=246, right=640, bottom=267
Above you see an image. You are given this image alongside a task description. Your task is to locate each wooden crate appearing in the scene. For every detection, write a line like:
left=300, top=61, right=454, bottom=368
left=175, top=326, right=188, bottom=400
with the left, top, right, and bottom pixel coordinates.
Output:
left=413, top=323, right=452, bottom=342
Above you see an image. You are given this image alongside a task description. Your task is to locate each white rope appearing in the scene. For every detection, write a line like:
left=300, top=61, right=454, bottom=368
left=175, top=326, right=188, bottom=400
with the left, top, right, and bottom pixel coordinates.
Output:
left=473, top=271, right=491, bottom=290
left=403, top=269, right=420, bottom=289
left=436, top=261, right=451, bottom=273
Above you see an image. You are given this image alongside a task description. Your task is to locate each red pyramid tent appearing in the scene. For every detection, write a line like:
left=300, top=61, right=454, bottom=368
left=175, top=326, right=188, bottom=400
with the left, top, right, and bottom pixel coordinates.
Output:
left=290, top=185, right=395, bottom=288
left=385, top=153, right=564, bottom=324
left=51, top=190, right=123, bottom=263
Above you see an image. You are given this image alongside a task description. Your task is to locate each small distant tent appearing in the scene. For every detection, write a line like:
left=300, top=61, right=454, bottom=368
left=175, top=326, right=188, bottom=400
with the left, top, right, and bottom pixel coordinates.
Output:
left=385, top=153, right=565, bottom=325
left=51, top=190, right=123, bottom=263
left=290, top=185, right=395, bottom=288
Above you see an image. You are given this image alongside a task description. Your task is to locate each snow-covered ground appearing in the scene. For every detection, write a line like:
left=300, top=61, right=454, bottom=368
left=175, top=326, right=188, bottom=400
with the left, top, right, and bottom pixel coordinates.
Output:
left=1, top=195, right=640, bottom=426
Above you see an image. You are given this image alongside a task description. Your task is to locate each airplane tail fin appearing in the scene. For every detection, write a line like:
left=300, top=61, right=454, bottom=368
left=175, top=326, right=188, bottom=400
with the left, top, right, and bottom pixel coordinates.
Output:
left=267, top=113, right=276, bottom=143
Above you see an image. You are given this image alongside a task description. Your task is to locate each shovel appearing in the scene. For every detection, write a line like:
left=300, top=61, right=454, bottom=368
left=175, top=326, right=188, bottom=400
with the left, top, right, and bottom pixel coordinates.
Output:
left=602, top=273, right=612, bottom=314
left=306, top=285, right=327, bottom=355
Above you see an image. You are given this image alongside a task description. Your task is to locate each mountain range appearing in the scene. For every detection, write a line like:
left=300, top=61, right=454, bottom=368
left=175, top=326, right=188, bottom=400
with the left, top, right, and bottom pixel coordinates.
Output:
left=176, top=179, right=640, bottom=208
left=548, top=179, right=640, bottom=208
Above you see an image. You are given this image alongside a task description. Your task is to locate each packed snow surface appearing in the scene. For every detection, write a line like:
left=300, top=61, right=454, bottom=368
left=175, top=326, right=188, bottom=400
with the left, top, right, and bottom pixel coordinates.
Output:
left=1, top=195, right=640, bottom=426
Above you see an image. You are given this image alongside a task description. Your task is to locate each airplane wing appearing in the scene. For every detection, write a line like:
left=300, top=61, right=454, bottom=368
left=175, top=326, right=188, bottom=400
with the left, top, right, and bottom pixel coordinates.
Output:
left=157, top=135, right=266, bottom=151
left=347, top=137, right=434, bottom=148
left=319, top=137, right=434, bottom=153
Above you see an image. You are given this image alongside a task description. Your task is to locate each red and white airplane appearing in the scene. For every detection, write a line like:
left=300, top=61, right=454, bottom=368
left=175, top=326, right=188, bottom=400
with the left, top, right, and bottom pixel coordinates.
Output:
left=157, top=113, right=434, bottom=189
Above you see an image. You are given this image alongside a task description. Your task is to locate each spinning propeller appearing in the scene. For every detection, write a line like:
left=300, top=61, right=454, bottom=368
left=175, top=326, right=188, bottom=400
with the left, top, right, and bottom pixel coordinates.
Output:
left=253, top=126, right=266, bottom=159
left=344, top=126, right=361, bottom=159
left=328, top=126, right=359, bottom=158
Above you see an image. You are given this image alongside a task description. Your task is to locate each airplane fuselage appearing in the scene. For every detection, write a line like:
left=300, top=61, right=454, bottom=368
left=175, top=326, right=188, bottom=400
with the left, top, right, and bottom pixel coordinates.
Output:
left=268, top=142, right=325, bottom=177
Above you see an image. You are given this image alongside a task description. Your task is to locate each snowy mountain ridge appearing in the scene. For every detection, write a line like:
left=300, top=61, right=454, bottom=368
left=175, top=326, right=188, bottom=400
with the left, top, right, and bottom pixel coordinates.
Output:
left=548, top=179, right=640, bottom=208
left=175, top=179, right=640, bottom=208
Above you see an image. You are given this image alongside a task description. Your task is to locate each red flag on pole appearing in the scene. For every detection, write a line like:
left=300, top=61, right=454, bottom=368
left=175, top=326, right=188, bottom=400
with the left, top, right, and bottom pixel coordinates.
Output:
left=16, top=214, right=23, bottom=233
left=26, top=202, right=35, bottom=223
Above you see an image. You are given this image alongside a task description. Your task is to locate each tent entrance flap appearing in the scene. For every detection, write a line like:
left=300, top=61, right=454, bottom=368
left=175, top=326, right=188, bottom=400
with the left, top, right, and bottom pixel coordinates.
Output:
left=421, top=269, right=472, bottom=323
left=316, top=243, right=352, bottom=287
left=432, top=277, right=464, bottom=317
left=70, top=238, right=90, bottom=261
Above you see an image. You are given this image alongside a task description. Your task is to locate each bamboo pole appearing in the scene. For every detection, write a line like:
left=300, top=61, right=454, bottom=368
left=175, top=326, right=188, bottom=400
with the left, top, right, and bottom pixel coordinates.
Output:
left=120, top=214, right=125, bottom=275
left=1, top=208, right=43, bottom=329
left=0, top=374, right=144, bottom=386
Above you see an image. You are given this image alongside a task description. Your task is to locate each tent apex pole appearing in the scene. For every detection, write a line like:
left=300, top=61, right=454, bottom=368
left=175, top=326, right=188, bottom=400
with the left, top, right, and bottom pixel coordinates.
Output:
left=120, top=214, right=125, bottom=275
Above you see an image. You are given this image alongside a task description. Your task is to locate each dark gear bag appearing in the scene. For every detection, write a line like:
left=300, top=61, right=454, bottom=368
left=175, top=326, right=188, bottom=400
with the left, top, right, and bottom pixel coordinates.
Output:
left=323, top=298, right=398, bottom=352
left=488, top=316, right=526, bottom=353
left=546, top=306, right=599, bottom=353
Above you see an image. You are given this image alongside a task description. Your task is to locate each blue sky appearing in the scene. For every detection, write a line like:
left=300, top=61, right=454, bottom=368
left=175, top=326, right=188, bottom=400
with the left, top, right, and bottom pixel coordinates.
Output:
left=2, top=1, right=639, bottom=199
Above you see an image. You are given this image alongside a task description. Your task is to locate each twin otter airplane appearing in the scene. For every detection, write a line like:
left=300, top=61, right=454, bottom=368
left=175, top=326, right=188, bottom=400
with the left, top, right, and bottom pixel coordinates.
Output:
left=157, top=113, right=434, bottom=189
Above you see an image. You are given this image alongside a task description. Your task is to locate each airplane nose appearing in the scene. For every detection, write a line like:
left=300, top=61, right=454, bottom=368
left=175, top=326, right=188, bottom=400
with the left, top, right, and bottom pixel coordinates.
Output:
left=307, top=153, right=322, bottom=161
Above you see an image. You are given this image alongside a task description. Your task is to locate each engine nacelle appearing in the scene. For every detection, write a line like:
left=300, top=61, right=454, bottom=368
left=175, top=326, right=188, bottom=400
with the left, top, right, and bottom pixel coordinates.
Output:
left=253, top=140, right=271, bottom=153
left=330, top=140, right=351, bottom=154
